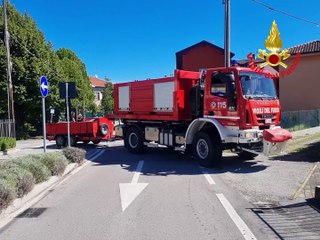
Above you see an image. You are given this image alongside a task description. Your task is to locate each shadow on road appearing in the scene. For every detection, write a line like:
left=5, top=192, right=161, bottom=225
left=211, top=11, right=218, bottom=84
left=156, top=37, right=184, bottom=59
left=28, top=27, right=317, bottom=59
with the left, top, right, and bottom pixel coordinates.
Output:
left=85, top=142, right=269, bottom=176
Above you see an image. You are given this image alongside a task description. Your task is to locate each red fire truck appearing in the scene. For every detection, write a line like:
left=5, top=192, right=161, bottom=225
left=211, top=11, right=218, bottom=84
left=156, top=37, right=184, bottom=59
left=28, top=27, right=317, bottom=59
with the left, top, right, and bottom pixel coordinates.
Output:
left=109, top=67, right=292, bottom=167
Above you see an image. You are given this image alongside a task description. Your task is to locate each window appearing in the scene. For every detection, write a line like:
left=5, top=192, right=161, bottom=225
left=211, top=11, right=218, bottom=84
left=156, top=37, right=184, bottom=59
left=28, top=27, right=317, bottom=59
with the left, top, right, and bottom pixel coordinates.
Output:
left=211, top=73, right=226, bottom=97
left=95, top=92, right=101, bottom=101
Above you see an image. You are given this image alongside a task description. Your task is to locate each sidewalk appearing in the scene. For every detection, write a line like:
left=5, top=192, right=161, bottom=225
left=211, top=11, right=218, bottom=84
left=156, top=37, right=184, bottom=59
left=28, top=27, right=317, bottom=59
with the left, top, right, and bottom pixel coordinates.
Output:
left=291, top=126, right=320, bottom=200
left=0, top=138, right=59, bottom=160
left=292, top=126, right=320, bottom=138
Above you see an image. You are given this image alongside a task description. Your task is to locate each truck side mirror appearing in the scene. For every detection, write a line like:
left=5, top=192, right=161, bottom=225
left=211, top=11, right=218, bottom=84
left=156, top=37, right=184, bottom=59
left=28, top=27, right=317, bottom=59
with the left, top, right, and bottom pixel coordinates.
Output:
left=225, top=73, right=237, bottom=111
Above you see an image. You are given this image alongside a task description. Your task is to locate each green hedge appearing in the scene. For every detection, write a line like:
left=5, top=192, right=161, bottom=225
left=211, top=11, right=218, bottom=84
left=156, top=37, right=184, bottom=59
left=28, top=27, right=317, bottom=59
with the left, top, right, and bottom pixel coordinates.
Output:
left=63, top=147, right=86, bottom=164
left=0, top=149, right=85, bottom=211
left=41, top=152, right=68, bottom=176
left=0, top=137, right=16, bottom=151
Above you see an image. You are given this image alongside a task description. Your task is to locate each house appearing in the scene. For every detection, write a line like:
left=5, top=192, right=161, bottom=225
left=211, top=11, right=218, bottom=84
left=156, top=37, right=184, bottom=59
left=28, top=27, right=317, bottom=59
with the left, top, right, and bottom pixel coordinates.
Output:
left=89, top=76, right=106, bottom=107
left=176, top=40, right=235, bottom=71
left=279, top=40, right=320, bottom=111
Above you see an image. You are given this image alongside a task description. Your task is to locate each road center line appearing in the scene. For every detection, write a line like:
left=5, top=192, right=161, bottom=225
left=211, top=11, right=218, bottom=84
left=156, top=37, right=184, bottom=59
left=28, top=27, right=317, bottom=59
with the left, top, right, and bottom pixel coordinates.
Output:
left=202, top=170, right=216, bottom=185
left=216, top=193, right=257, bottom=240
left=89, top=149, right=104, bottom=161
left=131, top=161, right=144, bottom=183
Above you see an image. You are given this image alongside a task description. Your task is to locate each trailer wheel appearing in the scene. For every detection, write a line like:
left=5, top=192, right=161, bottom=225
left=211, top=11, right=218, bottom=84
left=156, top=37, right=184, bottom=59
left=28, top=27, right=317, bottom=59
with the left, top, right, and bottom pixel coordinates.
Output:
left=70, top=136, right=77, bottom=147
left=192, top=131, right=222, bottom=167
left=99, top=123, right=108, bottom=136
left=56, top=136, right=65, bottom=149
left=125, top=127, right=145, bottom=154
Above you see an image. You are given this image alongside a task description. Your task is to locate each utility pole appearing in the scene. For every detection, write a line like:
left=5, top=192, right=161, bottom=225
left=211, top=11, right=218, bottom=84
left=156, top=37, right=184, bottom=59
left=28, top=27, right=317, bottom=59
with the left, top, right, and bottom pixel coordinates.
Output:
left=223, top=0, right=231, bottom=67
left=3, top=0, right=15, bottom=125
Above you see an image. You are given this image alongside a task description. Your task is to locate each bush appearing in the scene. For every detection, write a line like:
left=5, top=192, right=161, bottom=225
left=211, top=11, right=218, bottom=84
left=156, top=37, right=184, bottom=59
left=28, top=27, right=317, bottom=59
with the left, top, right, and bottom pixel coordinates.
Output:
left=41, top=152, right=68, bottom=176
left=0, top=162, right=35, bottom=197
left=63, top=147, right=86, bottom=164
left=0, top=137, right=16, bottom=151
left=13, top=155, right=51, bottom=183
left=0, top=178, right=16, bottom=211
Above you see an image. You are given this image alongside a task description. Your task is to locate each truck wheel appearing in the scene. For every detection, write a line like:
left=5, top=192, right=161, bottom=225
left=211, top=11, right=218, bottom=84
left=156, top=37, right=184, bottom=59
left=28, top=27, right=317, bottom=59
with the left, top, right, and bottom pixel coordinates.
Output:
left=125, top=127, right=145, bottom=154
left=99, top=124, right=108, bottom=136
left=237, top=151, right=258, bottom=160
left=56, top=136, right=65, bottom=149
left=70, top=136, right=77, bottom=147
left=192, top=131, right=222, bottom=167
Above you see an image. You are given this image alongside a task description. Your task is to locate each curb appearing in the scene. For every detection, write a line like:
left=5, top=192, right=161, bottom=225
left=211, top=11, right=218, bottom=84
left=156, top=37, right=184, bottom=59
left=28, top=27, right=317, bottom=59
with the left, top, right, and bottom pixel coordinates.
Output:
left=0, top=159, right=91, bottom=229
left=292, top=161, right=320, bottom=200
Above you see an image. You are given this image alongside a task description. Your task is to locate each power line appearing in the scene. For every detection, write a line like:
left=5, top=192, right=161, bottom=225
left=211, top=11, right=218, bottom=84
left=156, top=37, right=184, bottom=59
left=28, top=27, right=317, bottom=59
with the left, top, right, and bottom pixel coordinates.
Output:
left=251, top=0, right=320, bottom=27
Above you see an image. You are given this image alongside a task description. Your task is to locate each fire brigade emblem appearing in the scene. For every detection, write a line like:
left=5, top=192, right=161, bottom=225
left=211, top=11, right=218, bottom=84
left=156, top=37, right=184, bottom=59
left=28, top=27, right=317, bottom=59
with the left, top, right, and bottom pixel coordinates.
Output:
left=258, top=20, right=290, bottom=68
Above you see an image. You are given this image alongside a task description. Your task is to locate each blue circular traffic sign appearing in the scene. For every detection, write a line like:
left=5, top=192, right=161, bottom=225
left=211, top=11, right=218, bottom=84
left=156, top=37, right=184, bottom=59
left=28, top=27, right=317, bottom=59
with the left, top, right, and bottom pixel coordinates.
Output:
left=40, top=76, right=48, bottom=97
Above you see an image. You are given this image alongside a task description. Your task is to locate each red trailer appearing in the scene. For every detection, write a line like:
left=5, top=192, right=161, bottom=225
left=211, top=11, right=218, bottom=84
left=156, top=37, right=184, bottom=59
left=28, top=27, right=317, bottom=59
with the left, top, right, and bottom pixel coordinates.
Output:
left=46, top=117, right=114, bottom=148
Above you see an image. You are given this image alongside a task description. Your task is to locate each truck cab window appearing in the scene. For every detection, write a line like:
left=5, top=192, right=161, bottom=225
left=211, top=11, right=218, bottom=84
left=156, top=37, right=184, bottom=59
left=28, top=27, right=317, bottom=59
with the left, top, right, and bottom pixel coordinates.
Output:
left=211, top=74, right=226, bottom=97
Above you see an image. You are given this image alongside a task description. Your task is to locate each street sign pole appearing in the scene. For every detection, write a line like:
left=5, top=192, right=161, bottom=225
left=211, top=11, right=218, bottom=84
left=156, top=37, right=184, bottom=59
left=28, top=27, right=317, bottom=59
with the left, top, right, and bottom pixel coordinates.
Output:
left=40, top=76, right=49, bottom=153
left=66, top=82, right=71, bottom=147
left=42, top=96, right=46, bottom=153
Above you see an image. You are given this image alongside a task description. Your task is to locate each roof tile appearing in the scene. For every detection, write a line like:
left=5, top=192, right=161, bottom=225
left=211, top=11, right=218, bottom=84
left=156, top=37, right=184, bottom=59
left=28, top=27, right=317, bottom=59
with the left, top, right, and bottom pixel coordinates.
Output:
left=287, top=40, right=320, bottom=55
left=89, top=76, right=106, bottom=87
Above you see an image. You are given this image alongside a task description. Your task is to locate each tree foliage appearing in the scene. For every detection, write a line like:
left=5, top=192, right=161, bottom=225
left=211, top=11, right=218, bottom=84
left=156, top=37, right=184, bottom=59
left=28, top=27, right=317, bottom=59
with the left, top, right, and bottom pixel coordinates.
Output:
left=56, top=48, right=95, bottom=114
left=101, top=78, right=114, bottom=113
left=0, top=4, right=95, bottom=137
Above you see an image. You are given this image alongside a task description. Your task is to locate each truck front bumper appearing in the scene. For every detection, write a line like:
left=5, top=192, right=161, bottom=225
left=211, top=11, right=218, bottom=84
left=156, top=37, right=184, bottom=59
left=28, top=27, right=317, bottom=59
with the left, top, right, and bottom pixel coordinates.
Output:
left=238, top=127, right=292, bottom=156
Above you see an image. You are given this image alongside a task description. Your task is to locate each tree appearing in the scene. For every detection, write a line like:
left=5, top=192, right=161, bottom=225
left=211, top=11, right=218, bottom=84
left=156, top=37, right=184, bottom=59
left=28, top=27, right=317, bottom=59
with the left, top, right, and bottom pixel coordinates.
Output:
left=0, top=4, right=94, bottom=137
left=56, top=48, right=95, bottom=115
left=101, top=78, right=114, bottom=114
left=0, top=5, right=64, bottom=137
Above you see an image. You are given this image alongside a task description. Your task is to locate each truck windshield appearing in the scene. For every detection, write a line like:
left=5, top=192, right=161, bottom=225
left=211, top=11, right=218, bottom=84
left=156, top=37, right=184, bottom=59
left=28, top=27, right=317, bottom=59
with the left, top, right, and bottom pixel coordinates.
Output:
left=240, top=72, right=277, bottom=100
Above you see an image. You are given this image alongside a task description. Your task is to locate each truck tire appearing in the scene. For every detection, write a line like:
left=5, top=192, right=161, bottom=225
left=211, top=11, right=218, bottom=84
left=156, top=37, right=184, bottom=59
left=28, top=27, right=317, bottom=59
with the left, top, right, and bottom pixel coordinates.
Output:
left=192, top=131, right=222, bottom=167
left=124, top=127, right=145, bottom=154
left=99, top=123, right=108, bottom=136
left=56, top=136, right=65, bottom=149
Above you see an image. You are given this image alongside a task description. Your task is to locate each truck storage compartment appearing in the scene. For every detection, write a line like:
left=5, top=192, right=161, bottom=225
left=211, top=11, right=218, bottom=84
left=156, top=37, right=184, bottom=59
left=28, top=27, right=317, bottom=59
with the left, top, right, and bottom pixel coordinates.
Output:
left=113, top=70, right=199, bottom=121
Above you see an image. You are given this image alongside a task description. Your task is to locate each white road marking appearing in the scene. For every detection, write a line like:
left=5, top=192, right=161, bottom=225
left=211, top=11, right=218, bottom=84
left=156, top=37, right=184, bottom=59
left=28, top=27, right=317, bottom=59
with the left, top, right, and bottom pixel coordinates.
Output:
left=87, top=149, right=104, bottom=160
left=131, top=160, right=144, bottom=183
left=119, top=161, right=149, bottom=211
left=216, top=193, right=257, bottom=240
left=202, top=170, right=216, bottom=185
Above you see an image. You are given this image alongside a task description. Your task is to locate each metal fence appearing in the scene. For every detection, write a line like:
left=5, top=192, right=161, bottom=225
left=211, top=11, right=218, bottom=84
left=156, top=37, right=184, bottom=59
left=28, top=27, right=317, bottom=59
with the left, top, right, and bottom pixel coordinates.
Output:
left=0, top=119, right=16, bottom=138
left=281, top=109, right=320, bottom=131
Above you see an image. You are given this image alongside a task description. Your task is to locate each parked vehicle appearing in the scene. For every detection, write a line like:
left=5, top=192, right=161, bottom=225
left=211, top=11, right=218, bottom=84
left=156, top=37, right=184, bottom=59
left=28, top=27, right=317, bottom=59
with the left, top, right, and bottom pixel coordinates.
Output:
left=46, top=117, right=114, bottom=148
left=108, top=67, right=292, bottom=167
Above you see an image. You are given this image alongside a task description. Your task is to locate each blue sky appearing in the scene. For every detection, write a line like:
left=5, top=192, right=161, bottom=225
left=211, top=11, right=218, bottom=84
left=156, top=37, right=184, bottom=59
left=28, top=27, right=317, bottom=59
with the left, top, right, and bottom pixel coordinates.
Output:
left=11, top=0, right=320, bottom=82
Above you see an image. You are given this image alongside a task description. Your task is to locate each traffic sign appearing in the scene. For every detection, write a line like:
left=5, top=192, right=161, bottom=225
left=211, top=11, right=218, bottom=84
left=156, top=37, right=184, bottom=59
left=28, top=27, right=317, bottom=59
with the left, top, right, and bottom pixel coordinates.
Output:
left=40, top=76, right=48, bottom=97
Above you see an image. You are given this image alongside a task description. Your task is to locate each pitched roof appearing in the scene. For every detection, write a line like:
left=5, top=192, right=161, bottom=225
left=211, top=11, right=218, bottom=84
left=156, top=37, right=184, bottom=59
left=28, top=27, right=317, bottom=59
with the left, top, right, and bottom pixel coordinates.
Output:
left=176, top=40, right=235, bottom=57
left=287, top=40, right=320, bottom=55
left=89, top=76, right=106, bottom=87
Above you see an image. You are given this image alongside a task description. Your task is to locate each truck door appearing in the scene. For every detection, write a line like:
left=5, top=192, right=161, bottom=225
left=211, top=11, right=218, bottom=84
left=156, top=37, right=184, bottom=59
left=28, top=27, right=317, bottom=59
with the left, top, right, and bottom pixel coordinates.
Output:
left=204, top=71, right=238, bottom=122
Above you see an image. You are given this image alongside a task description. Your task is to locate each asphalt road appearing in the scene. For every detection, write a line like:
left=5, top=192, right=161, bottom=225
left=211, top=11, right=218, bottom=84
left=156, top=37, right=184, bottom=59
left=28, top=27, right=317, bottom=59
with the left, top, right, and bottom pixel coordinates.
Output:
left=0, top=140, right=317, bottom=240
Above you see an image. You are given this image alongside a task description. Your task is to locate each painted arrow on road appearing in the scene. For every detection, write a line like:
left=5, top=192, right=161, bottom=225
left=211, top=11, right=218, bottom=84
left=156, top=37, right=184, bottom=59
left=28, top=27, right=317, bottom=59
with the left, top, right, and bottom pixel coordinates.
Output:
left=119, top=161, right=148, bottom=212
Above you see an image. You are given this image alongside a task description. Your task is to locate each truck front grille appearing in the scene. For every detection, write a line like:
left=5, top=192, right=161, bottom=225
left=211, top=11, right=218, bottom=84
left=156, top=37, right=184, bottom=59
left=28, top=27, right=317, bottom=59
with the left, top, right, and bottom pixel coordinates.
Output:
left=256, top=114, right=276, bottom=124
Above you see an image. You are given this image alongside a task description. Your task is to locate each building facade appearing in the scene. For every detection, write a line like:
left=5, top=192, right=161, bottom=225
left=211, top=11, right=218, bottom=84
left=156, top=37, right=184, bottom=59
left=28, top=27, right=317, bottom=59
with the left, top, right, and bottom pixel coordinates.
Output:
left=176, top=40, right=235, bottom=71
left=279, top=40, right=320, bottom=111
left=89, top=76, right=106, bottom=107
